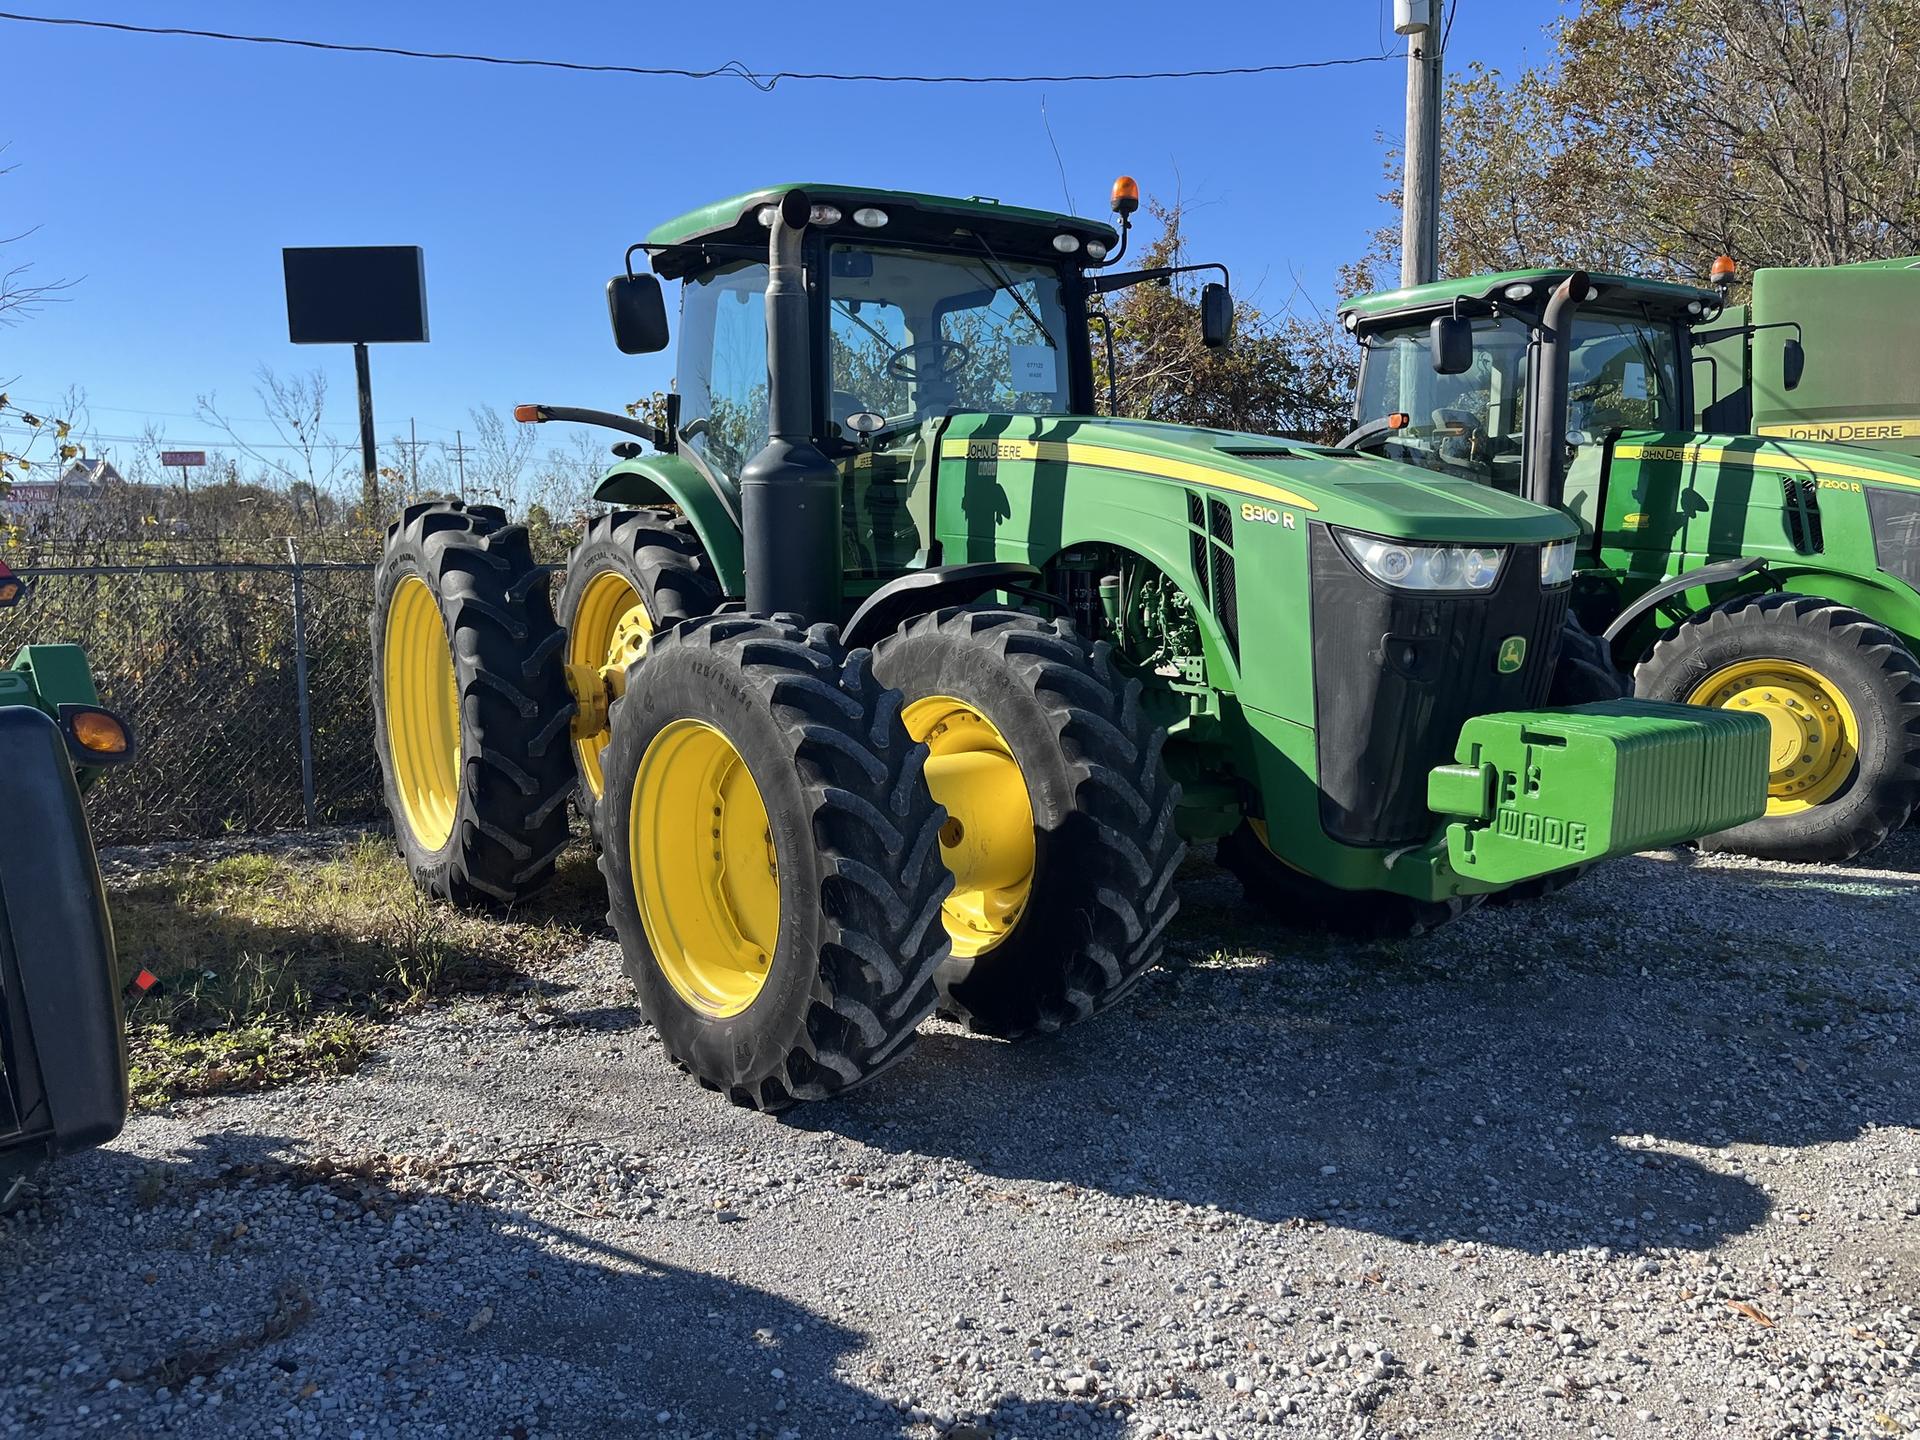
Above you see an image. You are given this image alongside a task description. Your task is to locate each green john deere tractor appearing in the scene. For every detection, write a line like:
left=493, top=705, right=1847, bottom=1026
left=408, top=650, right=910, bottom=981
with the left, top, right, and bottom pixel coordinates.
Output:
left=1341, top=266, right=1920, bottom=863
left=0, top=559, right=137, bottom=1197
left=371, top=182, right=1768, bottom=1110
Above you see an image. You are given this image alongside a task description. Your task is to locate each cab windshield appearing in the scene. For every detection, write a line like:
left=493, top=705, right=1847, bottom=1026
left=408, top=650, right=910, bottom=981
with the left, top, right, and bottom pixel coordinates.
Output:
left=826, top=243, right=1072, bottom=438
left=1353, top=311, right=1684, bottom=490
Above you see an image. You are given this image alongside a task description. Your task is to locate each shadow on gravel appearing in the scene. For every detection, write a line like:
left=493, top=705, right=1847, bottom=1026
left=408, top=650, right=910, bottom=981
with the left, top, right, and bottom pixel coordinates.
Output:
left=4, top=1132, right=1127, bottom=1439
left=797, top=859, right=1918, bottom=1258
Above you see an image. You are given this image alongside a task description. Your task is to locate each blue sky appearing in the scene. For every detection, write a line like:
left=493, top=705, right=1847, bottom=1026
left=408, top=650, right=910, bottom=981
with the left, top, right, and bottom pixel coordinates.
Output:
left=2, top=1, right=1561, bottom=471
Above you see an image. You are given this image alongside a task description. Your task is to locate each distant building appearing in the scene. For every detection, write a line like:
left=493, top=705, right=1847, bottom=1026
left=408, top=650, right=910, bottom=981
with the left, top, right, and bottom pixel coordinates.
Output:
left=2, top=456, right=127, bottom=532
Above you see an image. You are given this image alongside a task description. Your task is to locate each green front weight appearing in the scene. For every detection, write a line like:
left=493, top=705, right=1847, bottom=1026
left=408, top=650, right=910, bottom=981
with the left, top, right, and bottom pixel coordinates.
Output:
left=1428, top=700, right=1771, bottom=886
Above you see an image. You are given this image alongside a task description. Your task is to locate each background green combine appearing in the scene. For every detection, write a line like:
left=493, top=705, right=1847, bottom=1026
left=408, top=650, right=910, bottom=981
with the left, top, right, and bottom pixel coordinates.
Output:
left=1341, top=261, right=1920, bottom=862
left=370, top=181, right=1769, bottom=1110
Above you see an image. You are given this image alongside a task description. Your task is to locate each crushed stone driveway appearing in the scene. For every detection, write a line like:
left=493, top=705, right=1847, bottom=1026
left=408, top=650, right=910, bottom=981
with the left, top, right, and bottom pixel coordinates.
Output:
left=5, top=835, right=1918, bottom=1440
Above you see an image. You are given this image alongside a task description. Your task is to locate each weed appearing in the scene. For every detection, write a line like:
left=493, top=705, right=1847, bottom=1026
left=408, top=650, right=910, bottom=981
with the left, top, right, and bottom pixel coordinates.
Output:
left=111, top=837, right=604, bottom=1106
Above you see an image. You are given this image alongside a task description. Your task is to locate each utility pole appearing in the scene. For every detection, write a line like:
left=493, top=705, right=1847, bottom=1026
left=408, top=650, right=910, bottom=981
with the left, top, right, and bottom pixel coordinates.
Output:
left=446, top=429, right=469, bottom=492
left=394, top=417, right=427, bottom=504
left=1398, top=0, right=1445, bottom=288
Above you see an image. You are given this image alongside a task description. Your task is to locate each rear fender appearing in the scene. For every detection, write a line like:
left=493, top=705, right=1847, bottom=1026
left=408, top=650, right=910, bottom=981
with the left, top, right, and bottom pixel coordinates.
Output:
left=593, top=455, right=744, bottom=596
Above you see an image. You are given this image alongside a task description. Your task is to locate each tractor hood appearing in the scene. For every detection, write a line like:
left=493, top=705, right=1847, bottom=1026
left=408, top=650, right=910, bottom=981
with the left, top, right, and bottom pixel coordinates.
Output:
left=951, top=416, right=1579, bottom=545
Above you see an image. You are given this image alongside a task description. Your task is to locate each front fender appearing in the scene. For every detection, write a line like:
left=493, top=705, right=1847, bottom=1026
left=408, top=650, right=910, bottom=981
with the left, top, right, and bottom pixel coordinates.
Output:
left=593, top=455, right=745, bottom=597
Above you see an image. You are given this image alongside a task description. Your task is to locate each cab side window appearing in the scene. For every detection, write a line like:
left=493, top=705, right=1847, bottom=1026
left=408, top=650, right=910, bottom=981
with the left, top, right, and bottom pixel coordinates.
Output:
left=677, top=261, right=770, bottom=481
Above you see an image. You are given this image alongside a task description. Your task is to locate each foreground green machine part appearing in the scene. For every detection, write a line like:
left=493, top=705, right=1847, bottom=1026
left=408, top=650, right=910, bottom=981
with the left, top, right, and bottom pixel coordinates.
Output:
left=0, top=559, right=134, bottom=1193
left=1694, top=256, right=1920, bottom=456
left=1342, top=266, right=1920, bottom=862
left=375, top=183, right=1768, bottom=1110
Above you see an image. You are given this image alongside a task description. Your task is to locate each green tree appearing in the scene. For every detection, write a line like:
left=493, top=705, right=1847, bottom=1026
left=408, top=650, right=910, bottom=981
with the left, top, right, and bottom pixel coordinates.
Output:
left=1097, top=201, right=1357, bottom=442
left=1374, top=0, right=1920, bottom=282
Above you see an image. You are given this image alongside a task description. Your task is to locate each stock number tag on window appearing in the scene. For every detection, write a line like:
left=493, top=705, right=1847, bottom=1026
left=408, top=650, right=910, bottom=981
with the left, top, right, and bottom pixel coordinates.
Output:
left=1008, top=344, right=1057, bottom=394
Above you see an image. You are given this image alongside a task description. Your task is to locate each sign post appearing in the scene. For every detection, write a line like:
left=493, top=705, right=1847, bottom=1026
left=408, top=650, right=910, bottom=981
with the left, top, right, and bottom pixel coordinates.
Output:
left=160, top=449, right=205, bottom=519
left=282, top=246, right=429, bottom=516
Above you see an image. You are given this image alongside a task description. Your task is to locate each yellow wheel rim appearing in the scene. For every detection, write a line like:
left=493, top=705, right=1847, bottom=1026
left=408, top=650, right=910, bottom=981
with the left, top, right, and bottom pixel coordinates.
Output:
left=383, top=575, right=461, bottom=851
left=902, top=695, right=1035, bottom=958
left=630, top=719, right=779, bottom=1017
left=567, top=570, right=653, bottom=800
left=1687, top=658, right=1860, bottom=815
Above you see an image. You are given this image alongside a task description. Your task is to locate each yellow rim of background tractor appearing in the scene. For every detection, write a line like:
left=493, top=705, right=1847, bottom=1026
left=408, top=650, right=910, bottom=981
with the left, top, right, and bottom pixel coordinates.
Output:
left=1687, top=657, right=1860, bottom=815
left=901, top=695, right=1035, bottom=958
left=383, top=575, right=462, bottom=851
left=630, top=719, right=779, bottom=1017
left=567, top=570, right=653, bottom=799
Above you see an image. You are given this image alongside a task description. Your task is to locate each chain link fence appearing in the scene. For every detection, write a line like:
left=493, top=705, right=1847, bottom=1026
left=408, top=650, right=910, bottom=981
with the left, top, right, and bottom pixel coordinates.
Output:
left=1, top=540, right=387, bottom=844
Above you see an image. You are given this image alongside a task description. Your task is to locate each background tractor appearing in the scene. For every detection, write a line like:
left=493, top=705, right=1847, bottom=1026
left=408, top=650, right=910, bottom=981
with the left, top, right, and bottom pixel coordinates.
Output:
left=1341, top=265, right=1920, bottom=863
left=371, top=183, right=1769, bottom=1110
left=0, top=559, right=137, bottom=1200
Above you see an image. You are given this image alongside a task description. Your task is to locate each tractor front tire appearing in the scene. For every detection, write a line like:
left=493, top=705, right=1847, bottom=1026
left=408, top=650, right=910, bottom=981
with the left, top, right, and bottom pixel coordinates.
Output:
left=870, top=607, right=1184, bottom=1040
left=371, top=502, right=576, bottom=908
left=1634, top=593, right=1920, bottom=862
left=1217, top=823, right=1477, bottom=938
left=555, top=509, right=721, bottom=840
left=599, top=616, right=952, bottom=1111
left=1549, top=612, right=1629, bottom=705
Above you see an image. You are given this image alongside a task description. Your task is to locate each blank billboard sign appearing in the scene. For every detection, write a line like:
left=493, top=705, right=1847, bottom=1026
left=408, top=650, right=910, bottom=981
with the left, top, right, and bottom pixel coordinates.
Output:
left=283, top=246, right=429, bottom=345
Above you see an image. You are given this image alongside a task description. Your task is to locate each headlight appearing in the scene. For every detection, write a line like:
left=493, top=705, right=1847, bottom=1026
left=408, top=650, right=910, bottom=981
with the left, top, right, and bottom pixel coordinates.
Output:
left=1539, top=538, right=1577, bottom=587
left=1336, top=530, right=1505, bottom=592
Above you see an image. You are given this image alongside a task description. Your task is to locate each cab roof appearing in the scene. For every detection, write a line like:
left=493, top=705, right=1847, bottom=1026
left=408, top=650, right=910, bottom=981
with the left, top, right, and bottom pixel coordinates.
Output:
left=1340, top=268, right=1722, bottom=326
left=642, top=184, right=1120, bottom=280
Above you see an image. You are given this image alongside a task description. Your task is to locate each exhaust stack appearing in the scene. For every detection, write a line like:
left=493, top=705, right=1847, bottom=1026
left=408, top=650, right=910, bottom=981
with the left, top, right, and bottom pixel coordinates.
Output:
left=1523, top=271, right=1589, bottom=513
left=739, top=189, right=841, bottom=621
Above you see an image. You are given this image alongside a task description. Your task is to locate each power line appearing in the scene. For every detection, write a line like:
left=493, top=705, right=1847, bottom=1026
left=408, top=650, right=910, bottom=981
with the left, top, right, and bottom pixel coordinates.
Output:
left=10, top=397, right=463, bottom=436
left=0, top=11, right=1395, bottom=89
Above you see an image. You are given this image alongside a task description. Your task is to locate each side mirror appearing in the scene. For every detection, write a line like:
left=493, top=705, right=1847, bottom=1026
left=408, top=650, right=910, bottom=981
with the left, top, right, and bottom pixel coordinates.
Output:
left=1200, top=282, right=1232, bottom=349
left=1782, top=337, right=1806, bottom=391
left=607, top=273, right=670, bottom=356
left=1430, top=314, right=1473, bottom=375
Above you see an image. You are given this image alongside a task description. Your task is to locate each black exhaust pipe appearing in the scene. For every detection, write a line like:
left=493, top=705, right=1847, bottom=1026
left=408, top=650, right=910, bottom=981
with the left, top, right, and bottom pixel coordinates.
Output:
left=738, top=189, right=841, bottom=622
left=1523, top=271, right=1589, bottom=513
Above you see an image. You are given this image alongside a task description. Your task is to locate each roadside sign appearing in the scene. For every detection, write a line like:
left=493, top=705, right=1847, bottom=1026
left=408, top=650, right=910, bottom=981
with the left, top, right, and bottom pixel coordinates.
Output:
left=159, top=451, right=206, bottom=468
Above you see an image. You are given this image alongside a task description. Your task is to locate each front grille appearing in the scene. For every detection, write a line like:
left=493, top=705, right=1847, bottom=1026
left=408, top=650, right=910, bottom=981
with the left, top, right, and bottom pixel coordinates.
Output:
left=1867, top=485, right=1920, bottom=591
left=1308, top=524, right=1568, bottom=846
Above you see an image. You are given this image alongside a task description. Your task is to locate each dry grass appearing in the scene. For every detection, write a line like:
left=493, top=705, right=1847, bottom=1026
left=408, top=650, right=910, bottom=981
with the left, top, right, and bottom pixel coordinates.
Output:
left=108, top=836, right=607, bottom=1106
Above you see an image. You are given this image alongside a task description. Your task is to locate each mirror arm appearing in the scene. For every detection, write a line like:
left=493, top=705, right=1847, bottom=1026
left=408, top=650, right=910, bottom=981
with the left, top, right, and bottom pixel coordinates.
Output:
left=1091, top=261, right=1230, bottom=295
left=1693, top=319, right=1804, bottom=346
left=516, top=404, right=666, bottom=451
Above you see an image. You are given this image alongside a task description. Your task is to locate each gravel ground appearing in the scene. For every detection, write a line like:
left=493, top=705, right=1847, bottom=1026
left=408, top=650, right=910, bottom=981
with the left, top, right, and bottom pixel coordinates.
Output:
left=5, top=832, right=1918, bottom=1440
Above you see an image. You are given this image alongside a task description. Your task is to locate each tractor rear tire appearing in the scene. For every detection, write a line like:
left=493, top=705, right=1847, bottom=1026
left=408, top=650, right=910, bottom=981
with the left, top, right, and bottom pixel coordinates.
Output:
left=599, top=615, right=952, bottom=1112
left=870, top=607, right=1183, bottom=1040
left=371, top=501, right=576, bottom=908
left=1633, top=593, right=1920, bottom=862
left=1216, top=823, right=1477, bottom=938
left=555, top=509, right=722, bottom=840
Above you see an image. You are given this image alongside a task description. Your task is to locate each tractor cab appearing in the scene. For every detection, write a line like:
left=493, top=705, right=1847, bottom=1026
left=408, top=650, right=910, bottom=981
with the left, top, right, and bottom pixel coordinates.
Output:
left=652, top=191, right=1102, bottom=581
left=522, top=181, right=1238, bottom=606
left=1338, top=269, right=1718, bottom=510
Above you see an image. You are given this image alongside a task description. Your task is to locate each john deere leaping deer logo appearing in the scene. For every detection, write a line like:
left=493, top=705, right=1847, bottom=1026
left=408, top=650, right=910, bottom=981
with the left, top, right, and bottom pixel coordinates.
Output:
left=1496, top=636, right=1527, bottom=674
